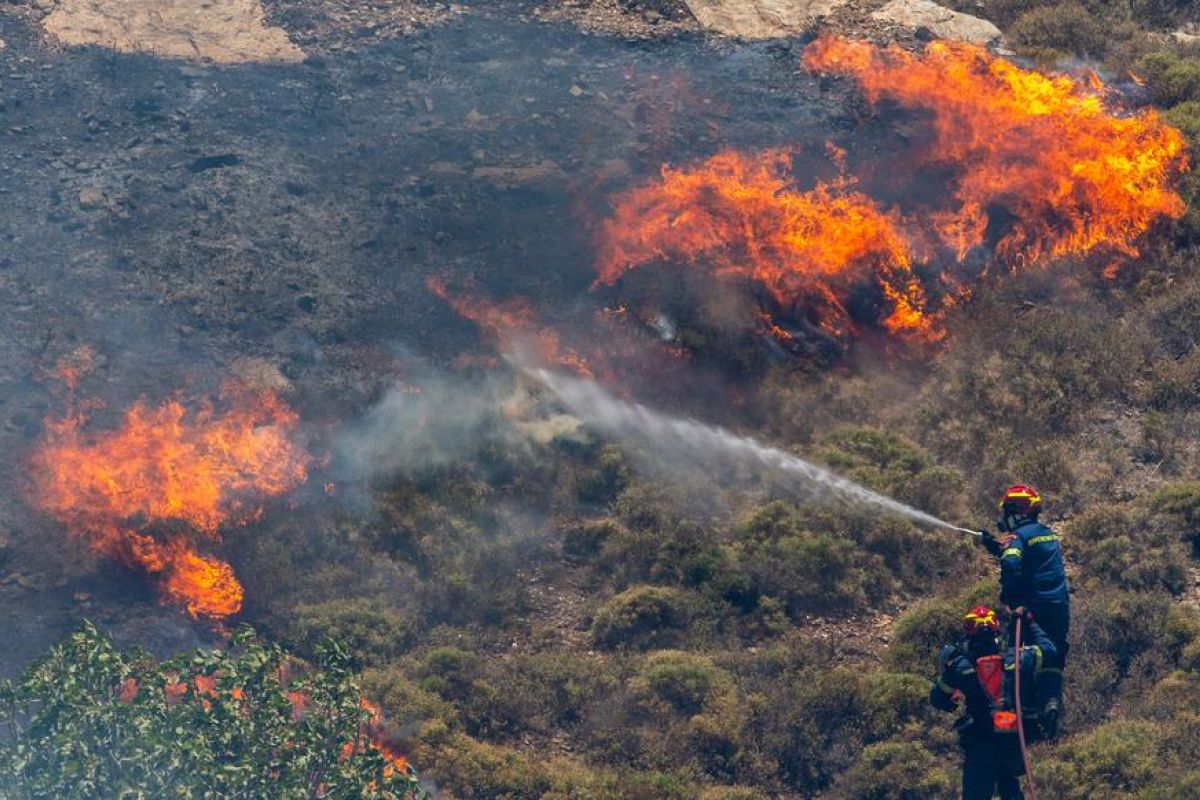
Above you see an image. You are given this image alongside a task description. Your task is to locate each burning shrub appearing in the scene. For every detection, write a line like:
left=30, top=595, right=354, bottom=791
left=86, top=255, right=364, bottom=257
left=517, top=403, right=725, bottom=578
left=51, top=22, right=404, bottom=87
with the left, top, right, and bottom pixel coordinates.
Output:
left=805, top=36, right=1188, bottom=266
left=29, top=385, right=311, bottom=621
left=0, top=622, right=426, bottom=799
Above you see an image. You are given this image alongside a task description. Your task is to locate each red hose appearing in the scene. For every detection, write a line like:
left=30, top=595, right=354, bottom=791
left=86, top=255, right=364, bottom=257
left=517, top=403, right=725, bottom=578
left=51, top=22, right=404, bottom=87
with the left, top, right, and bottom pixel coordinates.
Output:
left=1014, top=616, right=1039, bottom=800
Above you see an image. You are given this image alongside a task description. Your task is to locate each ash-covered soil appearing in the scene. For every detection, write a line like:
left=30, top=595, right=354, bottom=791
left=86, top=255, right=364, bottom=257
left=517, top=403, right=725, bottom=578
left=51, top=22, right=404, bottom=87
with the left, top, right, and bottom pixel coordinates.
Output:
left=0, top=6, right=868, bottom=673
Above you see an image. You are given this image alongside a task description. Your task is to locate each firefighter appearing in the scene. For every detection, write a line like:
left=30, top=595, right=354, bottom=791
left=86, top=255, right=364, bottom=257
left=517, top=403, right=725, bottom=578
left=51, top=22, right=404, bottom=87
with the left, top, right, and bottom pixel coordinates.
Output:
left=930, top=606, right=1058, bottom=800
left=979, top=484, right=1068, bottom=733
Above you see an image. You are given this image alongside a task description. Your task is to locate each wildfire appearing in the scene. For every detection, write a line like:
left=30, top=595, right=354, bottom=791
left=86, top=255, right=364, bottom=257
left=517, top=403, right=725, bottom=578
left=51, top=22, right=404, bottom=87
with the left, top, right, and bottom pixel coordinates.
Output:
left=426, top=274, right=596, bottom=375
left=31, top=385, right=310, bottom=620
left=594, top=149, right=936, bottom=340
left=803, top=36, right=1189, bottom=264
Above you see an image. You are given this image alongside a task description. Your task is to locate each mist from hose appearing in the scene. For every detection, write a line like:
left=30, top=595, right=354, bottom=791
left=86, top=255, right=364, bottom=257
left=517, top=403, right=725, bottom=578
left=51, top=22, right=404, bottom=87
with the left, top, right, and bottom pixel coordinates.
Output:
left=527, top=365, right=975, bottom=535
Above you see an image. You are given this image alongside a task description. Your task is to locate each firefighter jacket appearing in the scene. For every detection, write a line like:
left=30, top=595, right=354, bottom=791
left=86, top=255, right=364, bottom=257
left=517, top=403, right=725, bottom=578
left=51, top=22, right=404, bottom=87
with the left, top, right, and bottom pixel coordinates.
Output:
left=999, top=521, right=1069, bottom=608
left=929, top=620, right=1058, bottom=745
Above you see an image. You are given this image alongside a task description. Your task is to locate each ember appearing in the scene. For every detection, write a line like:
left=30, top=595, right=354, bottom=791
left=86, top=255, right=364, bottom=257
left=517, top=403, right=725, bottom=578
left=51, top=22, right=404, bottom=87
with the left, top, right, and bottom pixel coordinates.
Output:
left=30, top=385, right=311, bottom=620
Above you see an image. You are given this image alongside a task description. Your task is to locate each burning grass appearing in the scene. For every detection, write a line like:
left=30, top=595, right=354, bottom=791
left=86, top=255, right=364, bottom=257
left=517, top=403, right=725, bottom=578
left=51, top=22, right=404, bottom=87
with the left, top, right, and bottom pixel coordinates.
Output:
left=30, top=385, right=311, bottom=620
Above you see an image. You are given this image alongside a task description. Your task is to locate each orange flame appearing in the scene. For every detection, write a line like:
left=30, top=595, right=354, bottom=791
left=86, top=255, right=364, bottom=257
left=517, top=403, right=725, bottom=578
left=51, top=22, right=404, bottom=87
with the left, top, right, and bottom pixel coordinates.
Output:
left=426, top=275, right=596, bottom=375
left=803, top=36, right=1188, bottom=265
left=361, top=699, right=410, bottom=777
left=594, top=149, right=936, bottom=340
left=30, top=386, right=310, bottom=620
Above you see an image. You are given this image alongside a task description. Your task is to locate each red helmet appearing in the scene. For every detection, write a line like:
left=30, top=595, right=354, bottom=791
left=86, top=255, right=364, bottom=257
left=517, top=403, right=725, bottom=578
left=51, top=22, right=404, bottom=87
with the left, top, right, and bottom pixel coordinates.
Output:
left=963, top=605, right=1000, bottom=637
left=998, top=484, right=1042, bottom=516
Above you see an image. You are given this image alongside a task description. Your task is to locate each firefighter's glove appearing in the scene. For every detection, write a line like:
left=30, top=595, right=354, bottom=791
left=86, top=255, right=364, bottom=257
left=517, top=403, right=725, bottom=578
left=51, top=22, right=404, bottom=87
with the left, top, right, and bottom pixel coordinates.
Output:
left=938, top=644, right=957, bottom=669
left=979, top=529, right=1003, bottom=558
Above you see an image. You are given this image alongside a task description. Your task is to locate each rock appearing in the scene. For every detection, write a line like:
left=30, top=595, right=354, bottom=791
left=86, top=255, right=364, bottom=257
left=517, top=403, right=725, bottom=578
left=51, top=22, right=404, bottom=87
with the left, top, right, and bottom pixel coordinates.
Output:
left=683, top=0, right=850, bottom=39
left=78, top=185, right=106, bottom=209
left=42, top=0, right=305, bottom=64
left=472, top=160, right=567, bottom=189
left=870, top=0, right=1001, bottom=45
left=1173, top=30, right=1200, bottom=47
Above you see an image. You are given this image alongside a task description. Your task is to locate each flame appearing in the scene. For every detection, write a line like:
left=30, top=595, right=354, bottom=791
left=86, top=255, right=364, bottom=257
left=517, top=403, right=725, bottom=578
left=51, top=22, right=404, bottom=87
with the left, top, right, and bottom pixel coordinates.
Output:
left=594, top=149, right=937, bottom=340
left=361, top=699, right=410, bottom=777
left=803, top=36, right=1188, bottom=265
left=30, top=385, right=310, bottom=620
left=426, top=275, right=596, bottom=375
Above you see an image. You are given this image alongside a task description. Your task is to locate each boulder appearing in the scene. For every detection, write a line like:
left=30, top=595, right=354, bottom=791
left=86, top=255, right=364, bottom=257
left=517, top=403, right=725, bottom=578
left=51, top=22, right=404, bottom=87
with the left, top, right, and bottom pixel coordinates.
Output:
left=683, top=0, right=851, bottom=39
left=43, top=0, right=304, bottom=63
left=870, top=0, right=1001, bottom=44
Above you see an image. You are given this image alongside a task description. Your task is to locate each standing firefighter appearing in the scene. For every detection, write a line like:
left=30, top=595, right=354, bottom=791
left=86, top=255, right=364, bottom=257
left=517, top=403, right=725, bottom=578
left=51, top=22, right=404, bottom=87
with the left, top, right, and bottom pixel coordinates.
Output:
left=980, top=484, right=1069, bottom=734
left=930, top=606, right=1058, bottom=800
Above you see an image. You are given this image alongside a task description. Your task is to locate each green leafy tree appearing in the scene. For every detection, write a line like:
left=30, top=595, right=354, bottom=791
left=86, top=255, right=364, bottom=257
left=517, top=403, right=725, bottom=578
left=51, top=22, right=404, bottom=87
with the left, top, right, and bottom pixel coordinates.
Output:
left=0, top=622, right=427, bottom=800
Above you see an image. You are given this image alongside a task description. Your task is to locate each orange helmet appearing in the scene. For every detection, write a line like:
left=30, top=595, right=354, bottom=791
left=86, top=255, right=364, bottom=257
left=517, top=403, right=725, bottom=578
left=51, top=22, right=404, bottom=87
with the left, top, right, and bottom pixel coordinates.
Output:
left=998, top=484, right=1042, bottom=517
left=963, top=605, right=1000, bottom=637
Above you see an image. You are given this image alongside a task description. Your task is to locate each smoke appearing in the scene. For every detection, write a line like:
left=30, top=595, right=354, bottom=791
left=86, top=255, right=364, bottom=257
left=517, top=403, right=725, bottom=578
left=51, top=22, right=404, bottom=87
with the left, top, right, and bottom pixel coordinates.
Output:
left=526, top=364, right=974, bottom=535
left=332, top=368, right=583, bottom=484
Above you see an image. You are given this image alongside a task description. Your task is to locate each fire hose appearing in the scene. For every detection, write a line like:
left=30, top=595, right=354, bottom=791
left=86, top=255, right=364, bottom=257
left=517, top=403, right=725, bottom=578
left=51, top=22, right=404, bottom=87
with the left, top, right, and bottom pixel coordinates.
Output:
left=1014, top=615, right=1039, bottom=800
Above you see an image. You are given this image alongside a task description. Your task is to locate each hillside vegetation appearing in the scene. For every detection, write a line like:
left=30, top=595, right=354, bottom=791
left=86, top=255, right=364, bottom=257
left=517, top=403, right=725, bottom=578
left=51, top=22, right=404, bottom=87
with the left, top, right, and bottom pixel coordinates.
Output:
left=12, top=8, right=1200, bottom=800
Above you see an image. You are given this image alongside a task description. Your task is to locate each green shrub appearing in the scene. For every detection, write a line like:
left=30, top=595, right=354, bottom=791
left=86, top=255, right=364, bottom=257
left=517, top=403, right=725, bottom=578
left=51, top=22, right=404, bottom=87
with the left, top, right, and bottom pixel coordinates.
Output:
left=1137, top=51, right=1200, bottom=106
left=1009, top=3, right=1108, bottom=58
left=633, top=651, right=734, bottom=715
left=288, top=598, right=418, bottom=664
left=732, top=501, right=877, bottom=615
left=592, top=585, right=692, bottom=649
left=1036, top=719, right=1164, bottom=799
left=830, top=740, right=956, bottom=800
left=886, top=599, right=963, bottom=675
left=563, top=517, right=622, bottom=561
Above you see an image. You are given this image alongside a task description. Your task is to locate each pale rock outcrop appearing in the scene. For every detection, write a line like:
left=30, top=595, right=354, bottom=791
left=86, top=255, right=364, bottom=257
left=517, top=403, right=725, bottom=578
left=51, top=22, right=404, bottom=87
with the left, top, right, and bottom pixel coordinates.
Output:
left=43, top=0, right=304, bottom=63
left=683, top=0, right=851, bottom=39
left=870, top=0, right=1001, bottom=45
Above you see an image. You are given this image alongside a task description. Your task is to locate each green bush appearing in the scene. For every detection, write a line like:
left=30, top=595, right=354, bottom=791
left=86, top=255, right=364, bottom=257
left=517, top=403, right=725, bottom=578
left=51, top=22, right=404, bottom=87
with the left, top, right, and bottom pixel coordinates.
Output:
left=1137, top=51, right=1200, bottom=106
left=1036, top=719, right=1164, bottom=799
left=288, top=598, right=418, bottom=664
left=633, top=651, right=734, bottom=715
left=733, top=501, right=877, bottom=615
left=886, top=599, right=963, bottom=675
left=830, top=740, right=956, bottom=800
left=1008, top=3, right=1108, bottom=58
left=592, top=585, right=692, bottom=649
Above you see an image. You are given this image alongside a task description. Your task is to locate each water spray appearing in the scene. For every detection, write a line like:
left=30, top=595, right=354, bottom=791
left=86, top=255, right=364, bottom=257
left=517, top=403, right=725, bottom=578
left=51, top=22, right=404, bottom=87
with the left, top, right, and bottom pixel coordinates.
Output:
left=525, top=365, right=980, bottom=537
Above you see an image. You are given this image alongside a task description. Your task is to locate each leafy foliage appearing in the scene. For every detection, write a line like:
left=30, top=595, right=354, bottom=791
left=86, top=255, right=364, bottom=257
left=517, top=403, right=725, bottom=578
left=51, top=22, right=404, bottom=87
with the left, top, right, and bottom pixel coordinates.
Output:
left=0, top=622, right=426, bottom=800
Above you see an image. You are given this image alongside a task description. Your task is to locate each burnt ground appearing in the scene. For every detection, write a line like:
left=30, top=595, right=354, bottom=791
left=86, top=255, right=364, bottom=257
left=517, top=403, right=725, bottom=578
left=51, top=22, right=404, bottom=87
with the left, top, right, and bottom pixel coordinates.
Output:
left=0, top=5, right=878, bottom=674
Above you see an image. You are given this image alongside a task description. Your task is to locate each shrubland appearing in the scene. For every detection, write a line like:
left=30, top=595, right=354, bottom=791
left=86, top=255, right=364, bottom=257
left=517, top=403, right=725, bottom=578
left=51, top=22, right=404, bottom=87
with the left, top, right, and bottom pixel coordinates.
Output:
left=16, top=14, right=1200, bottom=799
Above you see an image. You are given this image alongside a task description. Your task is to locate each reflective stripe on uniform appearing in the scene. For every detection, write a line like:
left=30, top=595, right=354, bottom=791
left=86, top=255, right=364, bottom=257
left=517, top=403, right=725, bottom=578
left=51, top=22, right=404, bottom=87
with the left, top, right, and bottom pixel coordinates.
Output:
left=1036, top=666, right=1063, bottom=676
left=937, top=678, right=954, bottom=694
left=1027, top=534, right=1059, bottom=546
left=1002, top=548, right=1022, bottom=558
left=1032, top=645, right=1043, bottom=672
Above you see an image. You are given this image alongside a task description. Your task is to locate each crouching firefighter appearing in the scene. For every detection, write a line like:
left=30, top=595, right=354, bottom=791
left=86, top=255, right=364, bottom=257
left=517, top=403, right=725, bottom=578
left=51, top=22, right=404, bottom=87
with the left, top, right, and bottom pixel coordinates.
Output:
left=930, top=606, right=1059, bottom=800
left=979, top=484, right=1068, bottom=734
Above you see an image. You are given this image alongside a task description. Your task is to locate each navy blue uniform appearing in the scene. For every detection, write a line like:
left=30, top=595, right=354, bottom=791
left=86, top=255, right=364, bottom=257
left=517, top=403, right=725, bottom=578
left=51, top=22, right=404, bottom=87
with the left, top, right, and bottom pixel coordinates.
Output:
left=929, top=622, right=1057, bottom=800
left=999, top=521, right=1070, bottom=701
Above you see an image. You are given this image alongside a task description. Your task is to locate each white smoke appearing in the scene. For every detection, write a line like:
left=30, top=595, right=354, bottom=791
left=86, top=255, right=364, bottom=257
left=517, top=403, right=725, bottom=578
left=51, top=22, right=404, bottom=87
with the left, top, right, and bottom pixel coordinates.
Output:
left=526, top=366, right=976, bottom=535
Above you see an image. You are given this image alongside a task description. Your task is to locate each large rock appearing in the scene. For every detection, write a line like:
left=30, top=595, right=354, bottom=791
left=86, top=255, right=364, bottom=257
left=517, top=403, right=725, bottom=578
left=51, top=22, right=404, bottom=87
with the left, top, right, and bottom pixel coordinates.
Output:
left=43, top=0, right=305, bottom=63
left=871, top=0, right=1001, bottom=44
left=683, top=0, right=851, bottom=39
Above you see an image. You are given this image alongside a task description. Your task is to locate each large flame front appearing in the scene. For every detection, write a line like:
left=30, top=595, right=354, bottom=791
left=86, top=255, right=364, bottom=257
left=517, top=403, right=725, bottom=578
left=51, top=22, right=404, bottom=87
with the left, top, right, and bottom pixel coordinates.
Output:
left=31, top=386, right=310, bottom=620
left=803, top=36, right=1189, bottom=264
left=594, top=149, right=933, bottom=340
